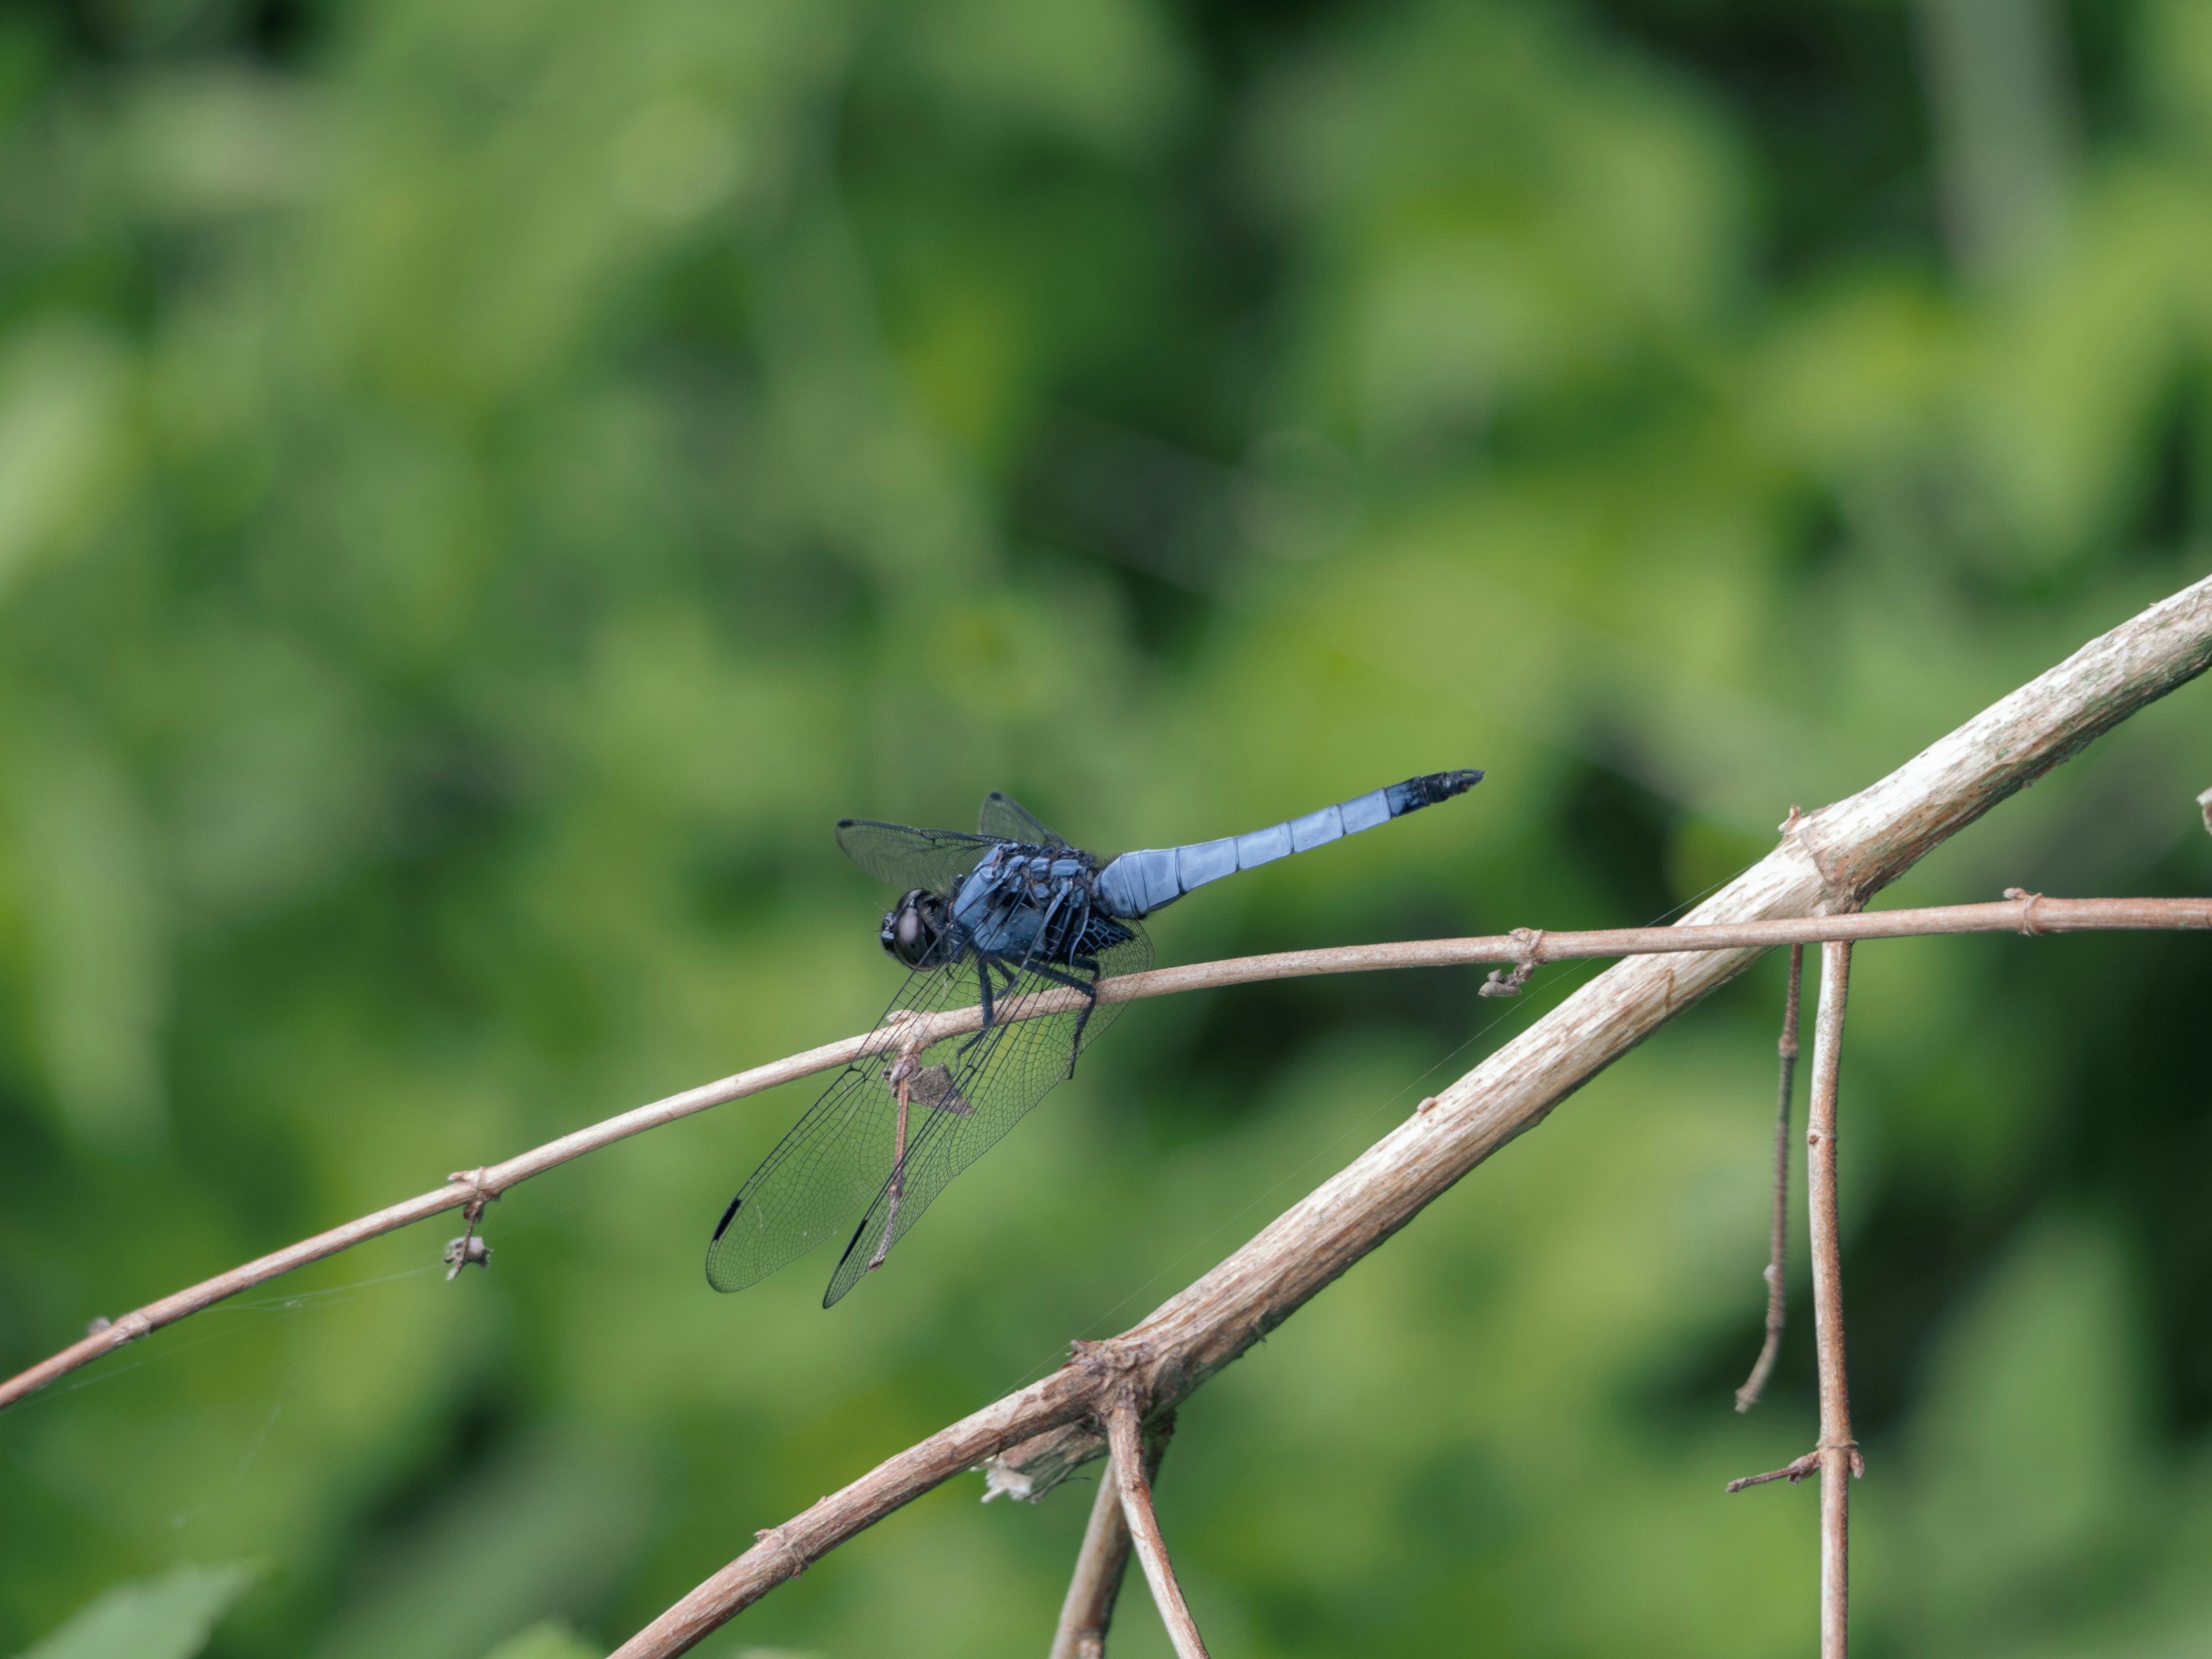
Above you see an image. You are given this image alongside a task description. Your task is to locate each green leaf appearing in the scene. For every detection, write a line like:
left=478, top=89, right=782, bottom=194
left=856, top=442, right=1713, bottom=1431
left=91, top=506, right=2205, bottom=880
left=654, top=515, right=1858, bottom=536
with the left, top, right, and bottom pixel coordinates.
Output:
left=17, top=1563, right=259, bottom=1659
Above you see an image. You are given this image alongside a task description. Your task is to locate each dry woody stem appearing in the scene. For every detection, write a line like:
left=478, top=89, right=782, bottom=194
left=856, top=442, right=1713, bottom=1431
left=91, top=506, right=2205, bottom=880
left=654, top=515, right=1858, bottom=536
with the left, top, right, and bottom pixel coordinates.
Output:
left=1722, top=940, right=1866, bottom=1658
left=7, top=892, right=2210, bottom=1415
left=1807, top=942, right=1858, bottom=1659
left=1106, top=1395, right=1209, bottom=1659
left=1048, top=1413, right=1168, bottom=1659
left=1735, top=941, right=1804, bottom=1411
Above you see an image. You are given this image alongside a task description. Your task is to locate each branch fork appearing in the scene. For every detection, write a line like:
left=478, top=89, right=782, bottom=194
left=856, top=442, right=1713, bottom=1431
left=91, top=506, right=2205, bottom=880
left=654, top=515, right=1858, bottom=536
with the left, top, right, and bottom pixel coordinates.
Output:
left=752, top=1524, right=808, bottom=1578
left=1725, top=1441, right=1864, bottom=1494
left=82, top=1310, right=152, bottom=1344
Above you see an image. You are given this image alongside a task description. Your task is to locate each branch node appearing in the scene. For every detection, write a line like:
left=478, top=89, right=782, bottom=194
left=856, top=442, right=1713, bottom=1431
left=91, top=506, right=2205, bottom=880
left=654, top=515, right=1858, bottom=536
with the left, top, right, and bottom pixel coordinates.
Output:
left=1779, top=802, right=1860, bottom=915
left=1723, top=1440, right=1858, bottom=1492
left=443, top=1167, right=501, bottom=1281
left=753, top=1524, right=808, bottom=1577
left=445, top=1165, right=502, bottom=1203
left=2003, top=887, right=2047, bottom=936
left=1068, top=1335, right=1152, bottom=1391
left=1479, top=927, right=1547, bottom=997
left=89, top=1310, right=152, bottom=1345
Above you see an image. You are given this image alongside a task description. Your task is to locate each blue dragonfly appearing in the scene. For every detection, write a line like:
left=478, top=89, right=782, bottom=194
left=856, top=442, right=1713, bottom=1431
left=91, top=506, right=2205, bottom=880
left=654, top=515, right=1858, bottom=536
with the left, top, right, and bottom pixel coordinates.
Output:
left=707, top=770, right=1484, bottom=1306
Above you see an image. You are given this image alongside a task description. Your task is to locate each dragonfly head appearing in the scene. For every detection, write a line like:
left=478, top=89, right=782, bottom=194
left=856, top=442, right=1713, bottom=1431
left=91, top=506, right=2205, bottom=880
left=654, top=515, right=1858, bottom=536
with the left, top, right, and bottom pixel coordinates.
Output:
left=881, top=888, right=948, bottom=967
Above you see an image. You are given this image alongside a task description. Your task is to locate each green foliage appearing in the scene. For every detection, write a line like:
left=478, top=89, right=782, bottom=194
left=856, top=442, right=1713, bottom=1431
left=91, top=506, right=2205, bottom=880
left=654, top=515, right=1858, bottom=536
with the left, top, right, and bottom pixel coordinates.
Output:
left=0, top=0, right=2208, bottom=1654
left=16, top=1564, right=257, bottom=1659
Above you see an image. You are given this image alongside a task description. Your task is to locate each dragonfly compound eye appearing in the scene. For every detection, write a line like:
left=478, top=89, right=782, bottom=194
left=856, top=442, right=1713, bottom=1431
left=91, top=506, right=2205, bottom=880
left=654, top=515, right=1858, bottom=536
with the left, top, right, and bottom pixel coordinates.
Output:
left=882, top=889, right=944, bottom=966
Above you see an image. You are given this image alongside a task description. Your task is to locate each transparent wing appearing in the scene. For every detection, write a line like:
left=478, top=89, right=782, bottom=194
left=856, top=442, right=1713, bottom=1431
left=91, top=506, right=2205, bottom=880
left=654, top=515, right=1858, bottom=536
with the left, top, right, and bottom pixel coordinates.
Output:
left=821, top=922, right=1152, bottom=1306
left=978, top=790, right=1066, bottom=847
left=835, top=818, right=997, bottom=897
left=706, top=956, right=986, bottom=1294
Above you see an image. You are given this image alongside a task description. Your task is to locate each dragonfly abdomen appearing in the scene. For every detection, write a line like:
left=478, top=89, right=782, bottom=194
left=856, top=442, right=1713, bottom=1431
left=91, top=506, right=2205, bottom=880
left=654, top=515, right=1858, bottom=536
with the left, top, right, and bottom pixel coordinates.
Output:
left=1094, top=769, right=1483, bottom=919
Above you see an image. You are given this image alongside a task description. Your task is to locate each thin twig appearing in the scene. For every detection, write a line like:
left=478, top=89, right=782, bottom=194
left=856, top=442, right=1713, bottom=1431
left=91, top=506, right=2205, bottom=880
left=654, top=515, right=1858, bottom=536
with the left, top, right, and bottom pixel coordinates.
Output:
left=1051, top=1463, right=1131, bottom=1659
left=1106, top=1392, right=1209, bottom=1659
left=1806, top=941, right=1858, bottom=1659
left=1735, top=942, right=1804, bottom=1410
left=594, top=578, right=2212, bottom=1658
left=870, top=1052, right=918, bottom=1271
left=1050, top=1410, right=1171, bottom=1659
left=8, top=891, right=2209, bottom=1415
left=1046, top=1418, right=1149, bottom=1659
left=1724, top=1451, right=1821, bottom=1493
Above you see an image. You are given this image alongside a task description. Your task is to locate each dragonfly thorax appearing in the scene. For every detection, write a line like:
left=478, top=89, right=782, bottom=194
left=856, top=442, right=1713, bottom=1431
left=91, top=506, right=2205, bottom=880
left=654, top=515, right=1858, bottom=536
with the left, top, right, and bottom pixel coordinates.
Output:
left=948, top=843, right=1106, bottom=964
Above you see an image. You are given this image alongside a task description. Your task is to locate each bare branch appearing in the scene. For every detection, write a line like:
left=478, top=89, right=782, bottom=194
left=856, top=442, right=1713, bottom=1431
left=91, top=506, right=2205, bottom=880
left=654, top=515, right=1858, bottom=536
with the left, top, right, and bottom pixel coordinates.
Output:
left=1106, top=1393, right=1209, bottom=1659
left=1051, top=1471, right=1130, bottom=1659
left=10, top=889, right=2209, bottom=1416
left=1735, top=941, right=1804, bottom=1411
left=594, top=578, right=2212, bottom=1657
left=1724, top=1451, right=1821, bottom=1493
left=1049, top=1412, right=1169, bottom=1659
left=1806, top=941, right=1858, bottom=1659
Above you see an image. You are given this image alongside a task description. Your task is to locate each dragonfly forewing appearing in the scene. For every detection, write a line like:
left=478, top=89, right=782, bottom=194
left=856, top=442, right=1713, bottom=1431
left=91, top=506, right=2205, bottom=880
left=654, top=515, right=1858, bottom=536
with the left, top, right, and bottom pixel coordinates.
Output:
left=834, top=819, right=996, bottom=897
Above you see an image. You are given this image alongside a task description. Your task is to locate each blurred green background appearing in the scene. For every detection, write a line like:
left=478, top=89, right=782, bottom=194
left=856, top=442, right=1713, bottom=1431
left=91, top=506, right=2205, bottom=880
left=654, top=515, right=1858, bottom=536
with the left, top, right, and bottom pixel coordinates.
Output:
left=1, top=0, right=2209, bottom=1652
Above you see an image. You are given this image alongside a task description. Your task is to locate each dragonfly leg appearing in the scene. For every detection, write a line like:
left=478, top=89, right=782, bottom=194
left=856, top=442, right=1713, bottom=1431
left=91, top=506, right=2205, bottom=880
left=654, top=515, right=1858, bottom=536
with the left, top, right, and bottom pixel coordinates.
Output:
left=1022, top=957, right=1101, bottom=1075
left=959, top=953, right=1021, bottom=1056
